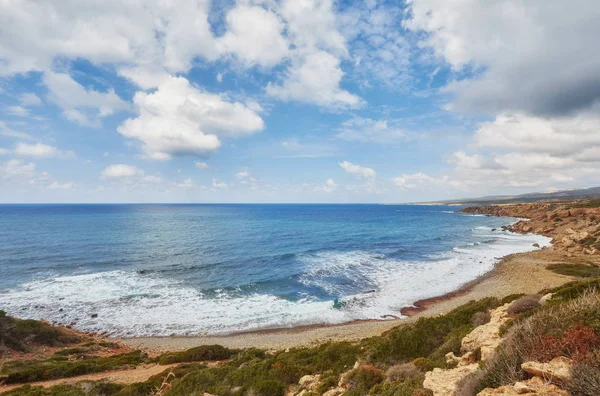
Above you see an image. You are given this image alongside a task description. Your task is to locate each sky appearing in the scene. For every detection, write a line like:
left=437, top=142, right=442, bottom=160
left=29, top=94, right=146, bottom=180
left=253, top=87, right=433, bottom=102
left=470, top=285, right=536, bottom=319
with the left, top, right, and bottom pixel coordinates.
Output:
left=1, top=0, right=600, bottom=203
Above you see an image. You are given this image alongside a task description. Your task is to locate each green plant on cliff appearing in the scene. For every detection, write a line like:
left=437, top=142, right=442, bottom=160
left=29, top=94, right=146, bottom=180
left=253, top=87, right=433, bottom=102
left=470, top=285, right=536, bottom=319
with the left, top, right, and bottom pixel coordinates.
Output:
left=0, top=311, right=81, bottom=353
left=548, top=263, right=600, bottom=278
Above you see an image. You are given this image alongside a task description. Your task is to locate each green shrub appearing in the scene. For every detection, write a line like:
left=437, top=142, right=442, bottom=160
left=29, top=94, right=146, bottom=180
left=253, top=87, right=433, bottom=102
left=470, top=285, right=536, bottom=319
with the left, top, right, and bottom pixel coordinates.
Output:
left=0, top=384, right=87, bottom=396
left=369, top=375, right=425, bottom=396
left=252, top=379, right=286, bottom=396
left=2, top=351, right=146, bottom=384
left=0, top=312, right=80, bottom=352
left=344, top=365, right=385, bottom=395
left=158, top=344, right=235, bottom=365
left=363, top=298, right=500, bottom=365
left=548, top=264, right=600, bottom=278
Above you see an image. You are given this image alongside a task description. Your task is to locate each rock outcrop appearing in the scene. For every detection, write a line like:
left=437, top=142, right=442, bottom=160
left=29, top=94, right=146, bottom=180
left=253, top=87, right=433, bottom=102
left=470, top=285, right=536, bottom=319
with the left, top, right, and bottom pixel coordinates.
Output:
left=423, top=304, right=512, bottom=396
left=521, top=357, right=573, bottom=385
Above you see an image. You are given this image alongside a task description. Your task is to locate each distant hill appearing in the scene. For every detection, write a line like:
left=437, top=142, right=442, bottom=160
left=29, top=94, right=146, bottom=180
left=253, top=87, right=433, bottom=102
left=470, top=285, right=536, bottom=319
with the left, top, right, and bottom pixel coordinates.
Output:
left=419, top=186, right=600, bottom=206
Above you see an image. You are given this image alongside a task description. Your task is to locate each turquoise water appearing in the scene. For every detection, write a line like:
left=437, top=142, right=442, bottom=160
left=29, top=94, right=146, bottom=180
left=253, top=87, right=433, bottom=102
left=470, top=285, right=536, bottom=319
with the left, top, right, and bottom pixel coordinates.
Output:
left=0, top=204, right=549, bottom=336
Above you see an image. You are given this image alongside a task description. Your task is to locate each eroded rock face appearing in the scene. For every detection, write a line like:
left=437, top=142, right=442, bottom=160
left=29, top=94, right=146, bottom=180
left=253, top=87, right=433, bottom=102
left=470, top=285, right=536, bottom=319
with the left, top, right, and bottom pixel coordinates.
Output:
left=521, top=356, right=573, bottom=385
left=461, top=303, right=511, bottom=362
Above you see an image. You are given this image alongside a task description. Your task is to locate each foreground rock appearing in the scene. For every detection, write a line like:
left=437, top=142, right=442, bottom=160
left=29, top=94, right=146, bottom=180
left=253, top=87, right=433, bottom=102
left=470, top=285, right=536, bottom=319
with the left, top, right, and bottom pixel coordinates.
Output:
left=521, top=357, right=573, bottom=385
left=423, top=304, right=511, bottom=396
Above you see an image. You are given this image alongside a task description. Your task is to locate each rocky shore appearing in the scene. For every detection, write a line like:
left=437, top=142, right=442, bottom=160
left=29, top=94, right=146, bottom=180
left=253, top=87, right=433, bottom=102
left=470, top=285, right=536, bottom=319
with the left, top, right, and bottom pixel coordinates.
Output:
left=460, top=200, right=600, bottom=256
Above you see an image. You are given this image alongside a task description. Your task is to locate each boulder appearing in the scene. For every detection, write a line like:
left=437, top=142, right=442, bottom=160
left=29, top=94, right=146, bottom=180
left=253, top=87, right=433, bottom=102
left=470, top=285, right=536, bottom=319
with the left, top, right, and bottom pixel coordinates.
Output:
left=539, top=293, right=553, bottom=305
left=298, top=374, right=320, bottom=392
left=322, top=387, right=345, bottom=396
left=423, top=364, right=479, bottom=396
left=521, top=356, right=573, bottom=385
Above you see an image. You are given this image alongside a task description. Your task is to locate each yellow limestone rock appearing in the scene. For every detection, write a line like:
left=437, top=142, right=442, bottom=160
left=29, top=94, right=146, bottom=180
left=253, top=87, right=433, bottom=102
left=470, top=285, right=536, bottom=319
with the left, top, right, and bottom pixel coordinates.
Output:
left=461, top=303, right=511, bottom=361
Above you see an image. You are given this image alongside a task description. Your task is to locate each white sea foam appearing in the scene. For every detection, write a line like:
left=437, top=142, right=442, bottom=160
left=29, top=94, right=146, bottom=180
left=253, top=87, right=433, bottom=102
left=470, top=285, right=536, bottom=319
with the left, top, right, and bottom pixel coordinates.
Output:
left=0, top=230, right=551, bottom=337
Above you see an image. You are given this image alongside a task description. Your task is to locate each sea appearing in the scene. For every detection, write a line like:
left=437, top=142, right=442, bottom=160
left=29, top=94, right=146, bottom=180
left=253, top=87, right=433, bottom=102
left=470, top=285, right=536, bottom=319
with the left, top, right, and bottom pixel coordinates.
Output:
left=0, top=204, right=550, bottom=337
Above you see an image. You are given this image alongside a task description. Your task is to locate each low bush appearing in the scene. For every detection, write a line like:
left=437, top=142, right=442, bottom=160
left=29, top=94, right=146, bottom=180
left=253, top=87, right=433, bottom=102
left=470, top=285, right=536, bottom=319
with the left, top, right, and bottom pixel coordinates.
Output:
left=386, top=363, right=421, bottom=382
left=343, top=365, right=385, bottom=395
left=157, top=344, right=234, bottom=365
left=1, top=351, right=147, bottom=384
left=472, top=311, right=491, bottom=327
left=506, top=295, right=541, bottom=315
left=569, top=362, right=600, bottom=396
left=369, top=375, right=426, bottom=396
left=548, top=264, right=600, bottom=278
left=252, top=379, right=286, bottom=396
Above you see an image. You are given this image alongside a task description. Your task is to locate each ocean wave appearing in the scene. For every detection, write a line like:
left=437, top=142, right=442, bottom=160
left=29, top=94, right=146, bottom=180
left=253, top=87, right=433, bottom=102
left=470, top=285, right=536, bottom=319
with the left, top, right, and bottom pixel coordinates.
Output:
left=0, top=228, right=551, bottom=337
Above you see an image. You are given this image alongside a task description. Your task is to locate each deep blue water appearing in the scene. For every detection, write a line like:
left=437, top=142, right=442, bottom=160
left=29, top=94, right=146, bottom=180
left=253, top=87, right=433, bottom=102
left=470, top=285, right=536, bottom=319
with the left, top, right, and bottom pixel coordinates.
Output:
left=0, top=204, right=549, bottom=336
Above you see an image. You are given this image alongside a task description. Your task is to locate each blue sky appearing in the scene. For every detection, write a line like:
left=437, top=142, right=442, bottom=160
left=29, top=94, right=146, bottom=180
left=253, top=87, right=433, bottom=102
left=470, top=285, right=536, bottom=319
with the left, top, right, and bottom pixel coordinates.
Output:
left=1, top=0, right=600, bottom=203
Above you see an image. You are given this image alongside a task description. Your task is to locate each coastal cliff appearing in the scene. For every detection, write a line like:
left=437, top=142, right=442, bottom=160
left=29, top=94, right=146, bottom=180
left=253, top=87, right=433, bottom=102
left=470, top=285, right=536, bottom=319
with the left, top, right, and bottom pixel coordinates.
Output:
left=461, top=200, right=600, bottom=256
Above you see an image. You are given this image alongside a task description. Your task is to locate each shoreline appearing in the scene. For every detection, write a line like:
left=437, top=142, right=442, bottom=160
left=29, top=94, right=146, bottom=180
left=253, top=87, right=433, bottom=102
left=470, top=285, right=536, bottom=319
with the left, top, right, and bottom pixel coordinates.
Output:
left=117, top=216, right=574, bottom=353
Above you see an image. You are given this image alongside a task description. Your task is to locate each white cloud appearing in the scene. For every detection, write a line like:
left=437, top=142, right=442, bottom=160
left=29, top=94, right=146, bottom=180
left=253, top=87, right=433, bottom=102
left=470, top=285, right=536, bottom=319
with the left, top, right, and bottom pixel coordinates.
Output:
left=6, top=106, right=29, bottom=117
left=48, top=181, right=73, bottom=189
left=405, top=0, right=600, bottom=117
left=236, top=171, right=250, bottom=179
left=323, top=178, right=337, bottom=193
left=392, top=172, right=449, bottom=189
left=175, top=178, right=194, bottom=189
left=195, top=161, right=209, bottom=170
left=100, top=164, right=144, bottom=179
left=336, top=117, right=406, bottom=143
left=212, top=178, right=228, bottom=189
left=0, top=159, right=36, bottom=180
left=19, top=93, right=42, bottom=106
left=143, top=175, right=162, bottom=183
left=218, top=5, right=289, bottom=67
left=43, top=71, right=129, bottom=126
left=14, top=143, right=62, bottom=158
left=0, top=143, right=74, bottom=159
left=118, top=76, right=264, bottom=160
left=339, top=161, right=376, bottom=178
left=267, top=50, right=361, bottom=109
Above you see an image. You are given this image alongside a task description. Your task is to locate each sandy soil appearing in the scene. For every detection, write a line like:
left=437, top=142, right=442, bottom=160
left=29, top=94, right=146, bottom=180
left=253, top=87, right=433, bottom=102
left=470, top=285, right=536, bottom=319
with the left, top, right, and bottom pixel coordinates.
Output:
left=117, top=248, right=573, bottom=353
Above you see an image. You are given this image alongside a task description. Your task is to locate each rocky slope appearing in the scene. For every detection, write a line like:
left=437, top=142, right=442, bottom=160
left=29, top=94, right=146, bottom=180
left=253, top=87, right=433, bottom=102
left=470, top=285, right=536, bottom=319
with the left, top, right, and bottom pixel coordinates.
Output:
left=460, top=201, right=600, bottom=256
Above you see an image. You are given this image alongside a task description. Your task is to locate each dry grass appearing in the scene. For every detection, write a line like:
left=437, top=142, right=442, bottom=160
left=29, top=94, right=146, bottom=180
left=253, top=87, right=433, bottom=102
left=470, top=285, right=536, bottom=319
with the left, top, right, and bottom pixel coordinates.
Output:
left=472, top=312, right=491, bottom=327
left=385, top=363, right=421, bottom=382
left=473, top=290, right=600, bottom=391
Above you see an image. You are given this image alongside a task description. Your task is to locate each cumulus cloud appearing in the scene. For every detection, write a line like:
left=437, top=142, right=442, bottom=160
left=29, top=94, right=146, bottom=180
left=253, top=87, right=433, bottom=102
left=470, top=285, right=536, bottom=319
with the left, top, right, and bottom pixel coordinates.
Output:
left=323, top=178, right=337, bottom=193
left=195, top=161, right=209, bottom=170
left=44, top=71, right=129, bottom=126
left=392, top=172, right=450, bottom=190
left=118, top=76, right=264, bottom=160
left=100, top=164, right=144, bottom=179
left=218, top=5, right=289, bottom=67
left=339, top=161, right=376, bottom=178
left=405, top=0, right=600, bottom=117
left=267, top=50, right=361, bottom=109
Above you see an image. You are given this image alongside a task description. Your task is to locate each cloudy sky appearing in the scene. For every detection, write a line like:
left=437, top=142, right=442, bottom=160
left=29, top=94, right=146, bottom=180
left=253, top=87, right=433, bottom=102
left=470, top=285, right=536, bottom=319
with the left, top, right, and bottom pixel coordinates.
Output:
left=1, top=0, right=599, bottom=203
